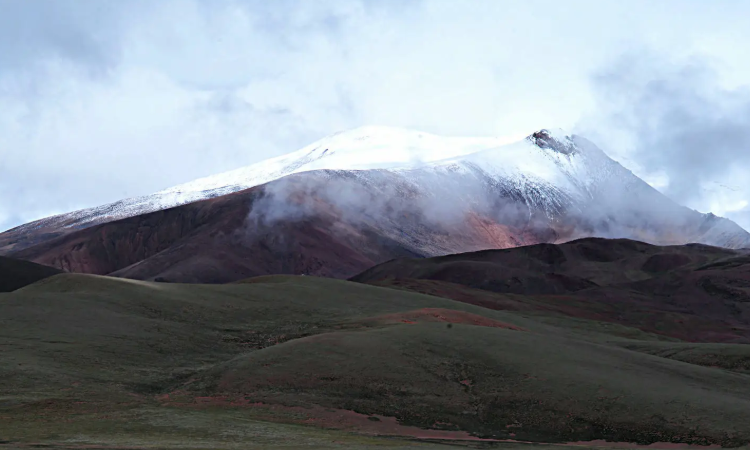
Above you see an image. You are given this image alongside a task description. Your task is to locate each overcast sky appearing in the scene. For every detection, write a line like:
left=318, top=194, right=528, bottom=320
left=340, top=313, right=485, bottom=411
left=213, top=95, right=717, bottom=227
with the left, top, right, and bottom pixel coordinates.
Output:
left=2, top=0, right=750, bottom=232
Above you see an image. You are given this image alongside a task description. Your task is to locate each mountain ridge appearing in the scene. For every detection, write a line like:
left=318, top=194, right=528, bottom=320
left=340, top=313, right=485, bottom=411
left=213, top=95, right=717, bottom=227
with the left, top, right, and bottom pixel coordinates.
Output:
left=1, top=126, right=743, bottom=234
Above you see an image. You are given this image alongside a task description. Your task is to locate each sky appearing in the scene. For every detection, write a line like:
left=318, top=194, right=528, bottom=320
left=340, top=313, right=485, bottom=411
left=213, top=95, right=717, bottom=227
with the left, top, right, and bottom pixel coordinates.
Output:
left=1, top=0, right=750, bottom=232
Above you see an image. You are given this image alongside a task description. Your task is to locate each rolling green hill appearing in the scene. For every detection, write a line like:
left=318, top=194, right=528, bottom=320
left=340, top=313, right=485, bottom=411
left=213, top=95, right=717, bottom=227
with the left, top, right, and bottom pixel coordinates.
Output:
left=2, top=273, right=750, bottom=448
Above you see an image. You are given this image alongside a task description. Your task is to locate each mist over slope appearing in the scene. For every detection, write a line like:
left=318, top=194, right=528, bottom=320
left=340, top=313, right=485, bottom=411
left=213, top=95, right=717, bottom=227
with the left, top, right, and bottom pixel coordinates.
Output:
left=0, top=126, right=513, bottom=247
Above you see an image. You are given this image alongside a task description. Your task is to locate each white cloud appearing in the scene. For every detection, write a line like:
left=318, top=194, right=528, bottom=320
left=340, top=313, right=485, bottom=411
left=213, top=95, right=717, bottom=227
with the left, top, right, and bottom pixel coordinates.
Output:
left=2, top=0, right=750, bottom=232
left=578, top=50, right=750, bottom=229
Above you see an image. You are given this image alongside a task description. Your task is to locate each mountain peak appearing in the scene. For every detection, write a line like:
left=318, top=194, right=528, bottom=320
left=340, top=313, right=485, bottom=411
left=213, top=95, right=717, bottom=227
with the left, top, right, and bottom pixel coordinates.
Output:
left=527, top=128, right=577, bottom=155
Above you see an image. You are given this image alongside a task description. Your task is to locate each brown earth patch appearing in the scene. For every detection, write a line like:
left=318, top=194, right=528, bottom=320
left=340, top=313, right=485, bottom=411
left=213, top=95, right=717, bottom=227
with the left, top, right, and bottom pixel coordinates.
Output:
left=356, top=307, right=526, bottom=330
left=155, top=396, right=727, bottom=449
left=157, top=397, right=504, bottom=441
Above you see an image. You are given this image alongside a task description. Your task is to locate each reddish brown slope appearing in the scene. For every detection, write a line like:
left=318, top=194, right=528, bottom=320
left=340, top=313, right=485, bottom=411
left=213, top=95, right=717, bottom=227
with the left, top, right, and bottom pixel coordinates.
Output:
left=8, top=187, right=257, bottom=278
left=5, top=188, right=419, bottom=283
left=351, top=238, right=737, bottom=293
left=1, top=174, right=550, bottom=283
left=6, top=172, right=563, bottom=282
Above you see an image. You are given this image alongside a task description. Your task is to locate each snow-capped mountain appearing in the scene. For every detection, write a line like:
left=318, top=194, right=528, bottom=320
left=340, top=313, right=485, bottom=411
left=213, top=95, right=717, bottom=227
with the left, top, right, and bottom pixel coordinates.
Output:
left=6, top=126, right=522, bottom=234
left=2, top=126, right=749, bottom=257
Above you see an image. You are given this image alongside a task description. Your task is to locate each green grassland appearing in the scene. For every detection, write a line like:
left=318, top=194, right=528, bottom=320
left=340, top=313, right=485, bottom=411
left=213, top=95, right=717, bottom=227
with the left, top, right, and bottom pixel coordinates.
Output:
left=2, top=274, right=750, bottom=448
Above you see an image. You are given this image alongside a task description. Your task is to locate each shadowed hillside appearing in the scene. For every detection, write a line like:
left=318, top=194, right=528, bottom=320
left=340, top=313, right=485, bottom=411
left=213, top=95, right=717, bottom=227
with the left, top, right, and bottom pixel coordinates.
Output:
left=0, top=255, right=62, bottom=292
left=351, top=238, right=750, bottom=343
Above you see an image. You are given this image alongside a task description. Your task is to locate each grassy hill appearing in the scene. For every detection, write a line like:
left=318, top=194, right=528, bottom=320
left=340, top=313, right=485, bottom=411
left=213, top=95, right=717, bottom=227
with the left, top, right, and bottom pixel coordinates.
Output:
left=2, top=273, right=750, bottom=448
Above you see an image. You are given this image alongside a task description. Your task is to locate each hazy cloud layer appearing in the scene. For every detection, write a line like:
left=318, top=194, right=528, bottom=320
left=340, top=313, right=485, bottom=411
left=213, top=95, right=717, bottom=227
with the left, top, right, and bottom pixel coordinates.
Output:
left=578, top=52, right=750, bottom=228
left=2, top=0, right=750, bottom=232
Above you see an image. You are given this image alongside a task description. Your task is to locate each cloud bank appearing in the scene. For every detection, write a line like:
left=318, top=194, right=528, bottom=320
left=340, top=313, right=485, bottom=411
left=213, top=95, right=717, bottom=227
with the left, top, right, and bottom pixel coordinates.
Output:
left=579, top=52, right=750, bottom=229
left=2, top=0, right=750, bottom=232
